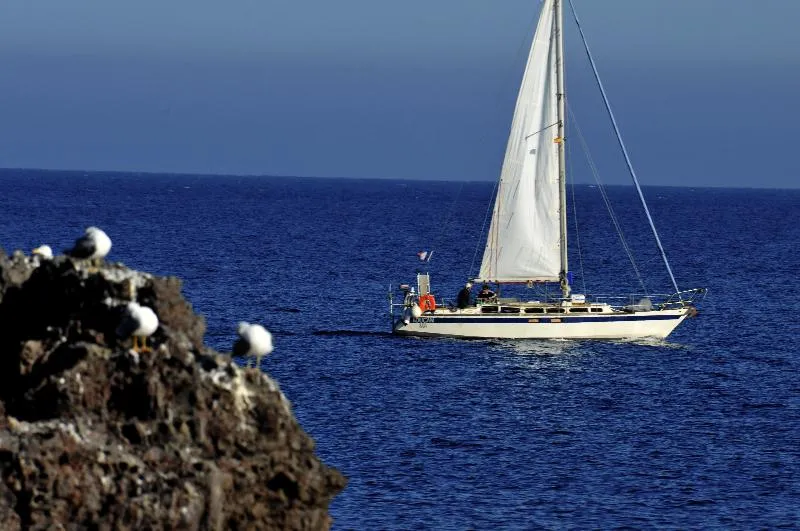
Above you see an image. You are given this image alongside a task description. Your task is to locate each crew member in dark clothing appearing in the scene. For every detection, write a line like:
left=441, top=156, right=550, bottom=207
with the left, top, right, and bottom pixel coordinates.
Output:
left=456, top=282, right=472, bottom=309
left=477, top=284, right=496, bottom=301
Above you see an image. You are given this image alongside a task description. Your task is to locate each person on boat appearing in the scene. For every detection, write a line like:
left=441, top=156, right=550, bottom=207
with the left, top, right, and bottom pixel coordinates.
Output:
left=477, top=284, right=496, bottom=301
left=456, top=282, right=472, bottom=309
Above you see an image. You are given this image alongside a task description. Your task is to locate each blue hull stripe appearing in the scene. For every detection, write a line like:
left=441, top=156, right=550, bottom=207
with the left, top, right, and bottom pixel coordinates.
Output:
left=414, top=314, right=681, bottom=324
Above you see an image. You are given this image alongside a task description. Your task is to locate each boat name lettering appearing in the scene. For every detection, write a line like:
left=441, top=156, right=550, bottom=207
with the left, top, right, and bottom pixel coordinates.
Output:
left=418, top=316, right=434, bottom=327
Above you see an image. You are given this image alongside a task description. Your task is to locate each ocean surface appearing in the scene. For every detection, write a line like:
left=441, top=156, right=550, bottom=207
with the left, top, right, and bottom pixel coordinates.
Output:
left=1, top=169, right=798, bottom=529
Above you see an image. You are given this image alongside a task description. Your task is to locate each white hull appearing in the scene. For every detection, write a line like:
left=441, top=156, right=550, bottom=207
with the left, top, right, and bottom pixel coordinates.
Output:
left=393, top=308, right=689, bottom=340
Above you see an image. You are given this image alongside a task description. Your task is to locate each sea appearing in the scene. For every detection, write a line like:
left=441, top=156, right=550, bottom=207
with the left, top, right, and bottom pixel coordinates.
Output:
left=1, top=169, right=798, bottom=529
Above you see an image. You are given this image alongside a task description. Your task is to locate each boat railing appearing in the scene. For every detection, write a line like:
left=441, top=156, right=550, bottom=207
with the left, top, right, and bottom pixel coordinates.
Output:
left=389, top=287, right=706, bottom=312
left=576, top=288, right=706, bottom=309
left=661, top=287, right=707, bottom=307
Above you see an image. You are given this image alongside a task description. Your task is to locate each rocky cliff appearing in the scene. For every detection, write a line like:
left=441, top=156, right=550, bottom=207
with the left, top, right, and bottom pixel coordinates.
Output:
left=0, top=250, right=346, bottom=529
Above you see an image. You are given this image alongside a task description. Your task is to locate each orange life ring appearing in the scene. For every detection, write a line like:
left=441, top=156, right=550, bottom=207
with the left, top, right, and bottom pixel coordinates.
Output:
left=418, top=294, right=436, bottom=313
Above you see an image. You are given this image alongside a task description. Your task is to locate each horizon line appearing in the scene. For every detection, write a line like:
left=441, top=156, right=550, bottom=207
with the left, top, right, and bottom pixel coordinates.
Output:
left=0, top=166, right=796, bottom=192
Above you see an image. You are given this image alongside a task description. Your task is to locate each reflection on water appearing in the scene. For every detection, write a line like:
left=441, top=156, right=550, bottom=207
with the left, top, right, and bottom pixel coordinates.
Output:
left=489, top=339, right=587, bottom=372
left=495, top=337, right=688, bottom=353
left=487, top=337, right=690, bottom=372
left=493, top=338, right=579, bottom=357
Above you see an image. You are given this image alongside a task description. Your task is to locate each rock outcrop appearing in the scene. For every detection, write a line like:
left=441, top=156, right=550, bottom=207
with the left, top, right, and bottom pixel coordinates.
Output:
left=0, top=249, right=346, bottom=530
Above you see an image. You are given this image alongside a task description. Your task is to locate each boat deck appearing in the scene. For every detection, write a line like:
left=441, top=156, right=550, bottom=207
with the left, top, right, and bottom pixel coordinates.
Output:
left=428, top=300, right=615, bottom=316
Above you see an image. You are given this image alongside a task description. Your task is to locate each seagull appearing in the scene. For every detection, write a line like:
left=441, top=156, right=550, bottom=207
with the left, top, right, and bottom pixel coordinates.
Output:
left=65, top=227, right=112, bottom=267
left=233, top=322, right=273, bottom=368
left=31, top=245, right=54, bottom=260
left=116, top=302, right=159, bottom=353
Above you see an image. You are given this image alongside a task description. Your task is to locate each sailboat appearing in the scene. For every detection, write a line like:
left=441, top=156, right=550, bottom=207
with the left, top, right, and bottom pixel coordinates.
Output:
left=390, top=0, right=704, bottom=340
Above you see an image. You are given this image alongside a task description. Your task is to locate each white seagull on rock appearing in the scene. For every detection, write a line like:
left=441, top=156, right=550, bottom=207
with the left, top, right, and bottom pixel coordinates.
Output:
left=65, top=226, right=112, bottom=265
left=233, top=322, right=273, bottom=368
left=116, top=302, right=159, bottom=353
left=31, top=245, right=54, bottom=260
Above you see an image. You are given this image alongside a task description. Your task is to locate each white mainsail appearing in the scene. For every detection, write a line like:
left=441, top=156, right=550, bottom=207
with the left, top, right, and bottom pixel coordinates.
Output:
left=478, top=0, right=562, bottom=283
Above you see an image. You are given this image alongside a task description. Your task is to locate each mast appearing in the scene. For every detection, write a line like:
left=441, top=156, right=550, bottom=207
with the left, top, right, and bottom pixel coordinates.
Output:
left=554, top=0, right=570, bottom=298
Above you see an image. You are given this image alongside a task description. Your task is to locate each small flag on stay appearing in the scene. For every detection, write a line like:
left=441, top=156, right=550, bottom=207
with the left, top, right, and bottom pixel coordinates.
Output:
left=417, top=250, right=432, bottom=262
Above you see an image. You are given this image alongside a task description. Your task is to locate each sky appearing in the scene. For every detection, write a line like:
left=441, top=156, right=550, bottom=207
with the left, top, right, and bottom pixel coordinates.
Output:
left=1, top=0, right=799, bottom=188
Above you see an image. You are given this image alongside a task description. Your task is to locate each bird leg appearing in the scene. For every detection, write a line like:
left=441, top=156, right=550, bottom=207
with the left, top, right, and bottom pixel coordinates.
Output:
left=132, top=335, right=139, bottom=351
left=126, top=279, right=137, bottom=301
left=86, top=257, right=107, bottom=274
left=139, top=336, right=153, bottom=353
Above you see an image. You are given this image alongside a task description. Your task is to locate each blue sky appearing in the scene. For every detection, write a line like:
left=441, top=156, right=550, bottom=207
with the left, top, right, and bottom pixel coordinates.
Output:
left=1, top=0, right=798, bottom=187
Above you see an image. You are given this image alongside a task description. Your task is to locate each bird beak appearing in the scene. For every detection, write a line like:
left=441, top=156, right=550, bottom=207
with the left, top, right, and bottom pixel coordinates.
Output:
left=31, top=247, right=43, bottom=255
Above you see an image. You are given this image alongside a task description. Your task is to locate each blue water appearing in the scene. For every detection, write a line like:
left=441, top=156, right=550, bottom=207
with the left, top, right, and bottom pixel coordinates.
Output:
left=1, top=169, right=799, bottom=528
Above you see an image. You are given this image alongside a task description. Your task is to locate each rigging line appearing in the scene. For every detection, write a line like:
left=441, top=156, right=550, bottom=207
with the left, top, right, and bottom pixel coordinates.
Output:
left=566, top=132, right=588, bottom=295
left=426, top=180, right=465, bottom=265
left=568, top=104, right=649, bottom=294
left=570, top=107, right=648, bottom=293
left=469, top=177, right=500, bottom=280
left=567, top=0, right=681, bottom=298
left=423, top=6, right=535, bottom=276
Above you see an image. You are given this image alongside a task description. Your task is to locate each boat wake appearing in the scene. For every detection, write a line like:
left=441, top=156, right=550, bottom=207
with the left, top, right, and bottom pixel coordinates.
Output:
left=312, top=330, right=393, bottom=337
left=609, top=337, right=688, bottom=349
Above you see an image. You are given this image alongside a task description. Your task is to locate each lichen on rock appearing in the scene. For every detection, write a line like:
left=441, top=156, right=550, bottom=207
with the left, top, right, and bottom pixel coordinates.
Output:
left=0, top=250, right=346, bottom=530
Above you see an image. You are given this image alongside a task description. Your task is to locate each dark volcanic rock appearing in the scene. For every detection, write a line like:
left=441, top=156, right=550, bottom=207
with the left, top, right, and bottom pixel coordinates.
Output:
left=0, top=251, right=345, bottom=530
